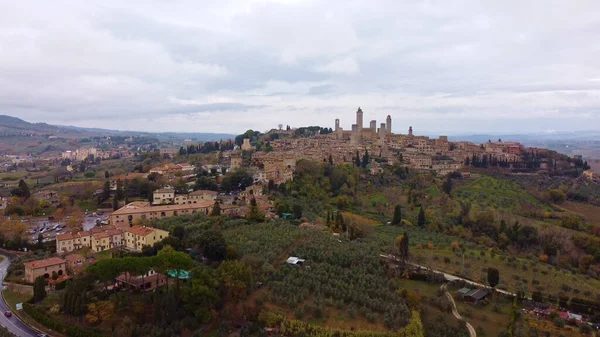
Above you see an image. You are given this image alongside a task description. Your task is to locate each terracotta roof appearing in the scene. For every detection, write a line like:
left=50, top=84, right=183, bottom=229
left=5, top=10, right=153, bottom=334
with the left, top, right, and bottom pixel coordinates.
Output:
left=107, top=229, right=122, bottom=236
left=56, top=233, right=75, bottom=241
left=126, top=226, right=155, bottom=237
left=23, top=257, right=66, bottom=270
left=112, top=200, right=213, bottom=215
left=189, top=190, right=218, bottom=196
left=155, top=188, right=174, bottom=193
left=79, top=231, right=91, bottom=237
left=93, top=232, right=111, bottom=240
left=65, top=254, right=84, bottom=263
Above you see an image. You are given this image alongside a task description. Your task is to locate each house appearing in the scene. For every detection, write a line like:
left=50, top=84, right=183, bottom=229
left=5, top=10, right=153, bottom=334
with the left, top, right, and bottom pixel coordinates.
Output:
left=124, top=226, right=170, bottom=251
left=56, top=231, right=92, bottom=253
left=286, top=257, right=305, bottom=265
left=64, top=253, right=85, bottom=273
left=23, top=257, right=66, bottom=283
left=110, top=201, right=214, bottom=227
left=174, top=190, right=218, bottom=205
left=153, top=188, right=175, bottom=205
left=91, top=232, right=111, bottom=252
left=463, top=288, right=489, bottom=305
left=115, top=269, right=167, bottom=291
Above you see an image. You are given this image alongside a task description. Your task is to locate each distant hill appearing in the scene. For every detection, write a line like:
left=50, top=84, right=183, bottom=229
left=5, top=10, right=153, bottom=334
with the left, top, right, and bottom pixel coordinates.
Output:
left=0, top=114, right=235, bottom=142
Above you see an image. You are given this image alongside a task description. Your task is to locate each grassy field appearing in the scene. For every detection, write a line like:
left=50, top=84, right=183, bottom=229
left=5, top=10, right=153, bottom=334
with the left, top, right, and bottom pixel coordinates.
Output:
left=561, top=201, right=600, bottom=224
left=0, top=171, right=28, bottom=181
left=2, top=289, right=31, bottom=311
left=411, top=248, right=600, bottom=298
left=452, top=175, right=551, bottom=213
left=452, top=292, right=512, bottom=337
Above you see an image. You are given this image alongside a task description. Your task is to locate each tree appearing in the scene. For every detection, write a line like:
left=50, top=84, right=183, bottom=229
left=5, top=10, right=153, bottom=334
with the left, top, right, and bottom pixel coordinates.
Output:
left=112, top=196, right=119, bottom=211
left=355, top=150, right=361, bottom=167
left=394, top=232, right=409, bottom=262
left=362, top=150, right=370, bottom=168
left=442, top=175, right=452, bottom=195
left=196, top=229, right=227, bottom=261
left=183, top=266, right=220, bottom=323
left=104, top=171, right=110, bottom=179
left=86, top=301, right=115, bottom=325
left=218, top=261, right=253, bottom=301
left=33, top=276, right=46, bottom=303
left=392, top=205, right=402, bottom=225
left=247, top=198, right=264, bottom=222
left=487, top=267, right=499, bottom=288
left=103, top=180, right=111, bottom=202
left=292, top=204, right=303, bottom=219
left=210, top=200, right=221, bottom=216
left=417, top=207, right=426, bottom=227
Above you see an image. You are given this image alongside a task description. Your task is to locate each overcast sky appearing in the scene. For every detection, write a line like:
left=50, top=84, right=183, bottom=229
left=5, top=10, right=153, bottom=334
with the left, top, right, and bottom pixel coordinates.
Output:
left=2, top=0, right=600, bottom=135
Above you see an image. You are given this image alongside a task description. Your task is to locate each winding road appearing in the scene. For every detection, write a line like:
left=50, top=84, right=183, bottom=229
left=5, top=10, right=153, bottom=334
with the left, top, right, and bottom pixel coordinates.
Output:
left=0, top=254, right=44, bottom=337
left=441, top=283, right=476, bottom=337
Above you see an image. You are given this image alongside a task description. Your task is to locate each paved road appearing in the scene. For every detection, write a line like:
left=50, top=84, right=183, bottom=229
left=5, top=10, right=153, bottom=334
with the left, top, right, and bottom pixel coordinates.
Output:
left=441, top=283, right=476, bottom=337
left=0, top=255, right=43, bottom=337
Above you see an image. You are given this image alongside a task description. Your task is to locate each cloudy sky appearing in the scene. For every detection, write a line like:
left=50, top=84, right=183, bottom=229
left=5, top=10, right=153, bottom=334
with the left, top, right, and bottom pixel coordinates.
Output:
left=1, top=0, right=600, bottom=135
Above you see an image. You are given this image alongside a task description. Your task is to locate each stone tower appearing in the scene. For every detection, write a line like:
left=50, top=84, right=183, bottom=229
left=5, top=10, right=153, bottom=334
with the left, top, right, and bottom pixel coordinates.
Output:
left=356, top=107, right=363, bottom=131
left=386, top=115, right=392, bottom=134
left=335, top=118, right=340, bottom=132
left=408, top=126, right=413, bottom=136
left=351, top=124, right=358, bottom=145
left=379, top=123, right=386, bottom=144
left=370, top=120, right=376, bottom=132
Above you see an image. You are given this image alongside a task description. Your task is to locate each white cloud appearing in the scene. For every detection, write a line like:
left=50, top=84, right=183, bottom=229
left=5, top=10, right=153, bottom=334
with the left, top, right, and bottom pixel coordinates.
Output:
left=0, top=0, right=599, bottom=133
left=315, top=57, right=360, bottom=74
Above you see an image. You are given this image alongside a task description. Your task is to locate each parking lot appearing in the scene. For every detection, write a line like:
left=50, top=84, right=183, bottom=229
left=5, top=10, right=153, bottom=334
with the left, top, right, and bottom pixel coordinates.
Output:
left=25, top=212, right=109, bottom=243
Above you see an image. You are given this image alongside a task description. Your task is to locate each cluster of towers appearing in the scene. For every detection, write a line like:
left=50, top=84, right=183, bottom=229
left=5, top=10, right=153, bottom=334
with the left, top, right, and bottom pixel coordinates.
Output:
left=334, top=107, right=403, bottom=145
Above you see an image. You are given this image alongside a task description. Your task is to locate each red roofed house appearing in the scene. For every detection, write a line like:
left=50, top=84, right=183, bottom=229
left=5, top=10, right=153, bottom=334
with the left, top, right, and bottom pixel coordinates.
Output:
left=23, top=257, right=66, bottom=283
left=124, top=226, right=170, bottom=251
left=115, top=269, right=167, bottom=291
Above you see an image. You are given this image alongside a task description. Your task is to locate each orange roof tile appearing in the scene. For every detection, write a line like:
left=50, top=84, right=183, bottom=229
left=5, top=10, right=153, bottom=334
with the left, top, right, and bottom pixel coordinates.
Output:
left=56, top=233, right=74, bottom=241
left=126, top=226, right=155, bottom=237
left=23, top=257, right=66, bottom=270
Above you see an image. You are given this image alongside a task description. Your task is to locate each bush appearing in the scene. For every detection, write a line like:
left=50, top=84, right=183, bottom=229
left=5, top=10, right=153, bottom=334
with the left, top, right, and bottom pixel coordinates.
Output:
left=23, top=303, right=104, bottom=337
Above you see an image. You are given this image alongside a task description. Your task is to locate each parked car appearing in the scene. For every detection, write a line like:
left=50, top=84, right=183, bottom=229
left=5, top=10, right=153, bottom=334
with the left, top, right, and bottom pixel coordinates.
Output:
left=3, top=311, right=12, bottom=317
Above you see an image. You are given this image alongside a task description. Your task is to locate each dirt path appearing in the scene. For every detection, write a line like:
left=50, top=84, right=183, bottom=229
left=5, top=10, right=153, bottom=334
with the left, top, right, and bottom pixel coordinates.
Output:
left=441, top=283, right=476, bottom=337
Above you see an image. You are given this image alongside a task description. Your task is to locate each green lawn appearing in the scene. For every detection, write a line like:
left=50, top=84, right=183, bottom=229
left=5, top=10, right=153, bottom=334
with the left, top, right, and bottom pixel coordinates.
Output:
left=94, top=249, right=113, bottom=260
left=2, top=289, right=31, bottom=312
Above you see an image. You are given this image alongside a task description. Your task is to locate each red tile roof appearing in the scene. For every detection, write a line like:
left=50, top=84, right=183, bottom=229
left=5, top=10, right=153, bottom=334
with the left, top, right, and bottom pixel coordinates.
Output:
left=23, top=257, right=66, bottom=270
left=126, top=226, right=155, bottom=237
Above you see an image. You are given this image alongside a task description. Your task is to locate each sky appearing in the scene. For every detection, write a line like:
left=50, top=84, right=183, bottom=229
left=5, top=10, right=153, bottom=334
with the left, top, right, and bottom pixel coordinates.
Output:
left=1, top=0, right=600, bottom=135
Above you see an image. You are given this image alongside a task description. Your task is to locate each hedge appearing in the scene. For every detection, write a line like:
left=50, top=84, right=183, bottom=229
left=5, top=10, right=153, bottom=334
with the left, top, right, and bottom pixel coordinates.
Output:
left=23, top=303, right=105, bottom=337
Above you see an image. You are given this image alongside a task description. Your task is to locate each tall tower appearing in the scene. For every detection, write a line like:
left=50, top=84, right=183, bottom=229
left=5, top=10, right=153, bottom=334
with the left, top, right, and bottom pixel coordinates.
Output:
left=408, top=126, right=413, bottom=136
left=335, top=118, right=340, bottom=132
left=370, top=120, right=376, bottom=132
left=386, top=115, right=392, bottom=134
left=356, top=107, right=363, bottom=131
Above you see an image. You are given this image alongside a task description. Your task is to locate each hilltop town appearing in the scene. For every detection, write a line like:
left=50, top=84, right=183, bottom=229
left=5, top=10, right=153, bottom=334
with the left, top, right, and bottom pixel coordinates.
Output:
left=0, top=111, right=599, bottom=337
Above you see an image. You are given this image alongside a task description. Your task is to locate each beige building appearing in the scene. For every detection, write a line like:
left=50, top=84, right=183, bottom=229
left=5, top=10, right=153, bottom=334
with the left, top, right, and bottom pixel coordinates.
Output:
left=124, top=226, right=170, bottom=251
left=153, top=188, right=175, bottom=205
left=110, top=201, right=214, bottom=227
left=56, top=231, right=92, bottom=253
left=174, top=190, right=218, bottom=205
left=23, top=257, right=66, bottom=283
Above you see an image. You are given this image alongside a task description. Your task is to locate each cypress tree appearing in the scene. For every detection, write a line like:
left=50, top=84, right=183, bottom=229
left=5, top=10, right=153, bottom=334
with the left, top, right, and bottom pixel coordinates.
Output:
left=112, top=196, right=119, bottom=211
left=417, top=207, right=426, bottom=227
left=392, top=205, right=402, bottom=225
left=210, top=200, right=221, bottom=216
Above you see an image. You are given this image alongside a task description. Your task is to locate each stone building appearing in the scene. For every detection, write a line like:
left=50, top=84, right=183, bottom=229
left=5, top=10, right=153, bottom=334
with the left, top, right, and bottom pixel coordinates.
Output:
left=24, top=257, right=66, bottom=283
